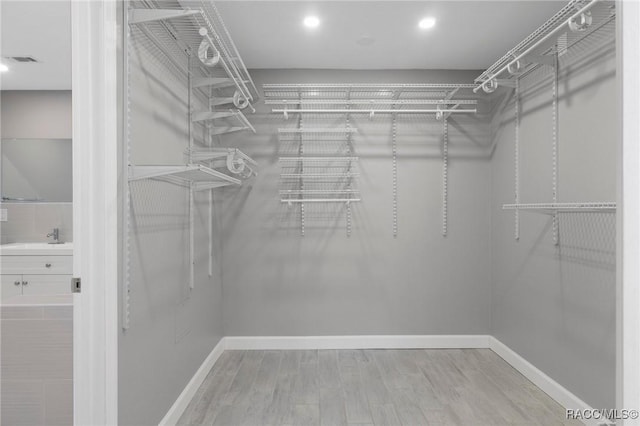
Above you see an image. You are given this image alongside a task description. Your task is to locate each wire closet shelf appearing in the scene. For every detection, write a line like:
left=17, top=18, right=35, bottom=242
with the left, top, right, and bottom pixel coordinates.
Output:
left=474, top=0, right=615, bottom=93
left=278, top=127, right=361, bottom=205
left=128, top=0, right=259, bottom=110
left=124, top=0, right=259, bottom=330
left=503, top=202, right=617, bottom=214
left=263, top=83, right=479, bottom=119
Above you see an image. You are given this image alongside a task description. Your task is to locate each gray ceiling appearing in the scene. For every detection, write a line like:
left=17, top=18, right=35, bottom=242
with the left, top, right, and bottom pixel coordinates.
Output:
left=1, top=1, right=71, bottom=90
left=216, top=1, right=565, bottom=70
left=0, top=1, right=566, bottom=89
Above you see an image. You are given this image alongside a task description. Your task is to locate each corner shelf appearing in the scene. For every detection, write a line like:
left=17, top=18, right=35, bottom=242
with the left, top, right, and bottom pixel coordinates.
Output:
left=502, top=202, right=616, bottom=214
left=128, top=1, right=258, bottom=106
left=128, top=164, right=241, bottom=190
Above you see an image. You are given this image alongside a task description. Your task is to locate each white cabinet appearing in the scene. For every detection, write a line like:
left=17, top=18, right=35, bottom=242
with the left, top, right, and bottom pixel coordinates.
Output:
left=1, top=274, right=23, bottom=299
left=1, top=255, right=72, bottom=300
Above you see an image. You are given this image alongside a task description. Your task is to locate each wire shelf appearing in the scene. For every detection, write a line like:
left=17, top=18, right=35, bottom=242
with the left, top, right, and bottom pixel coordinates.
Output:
left=279, top=157, right=358, bottom=162
left=279, top=189, right=359, bottom=195
left=278, top=128, right=358, bottom=134
left=263, top=83, right=476, bottom=99
left=281, top=173, right=359, bottom=179
left=502, top=202, right=616, bottom=214
left=475, top=0, right=615, bottom=91
left=264, top=83, right=478, bottom=108
left=265, top=99, right=478, bottom=106
left=128, top=164, right=241, bottom=189
left=281, top=198, right=362, bottom=204
left=129, top=0, right=259, bottom=103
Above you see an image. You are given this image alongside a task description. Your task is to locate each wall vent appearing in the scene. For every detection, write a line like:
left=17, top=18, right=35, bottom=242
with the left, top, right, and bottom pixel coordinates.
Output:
left=4, top=56, right=39, bottom=63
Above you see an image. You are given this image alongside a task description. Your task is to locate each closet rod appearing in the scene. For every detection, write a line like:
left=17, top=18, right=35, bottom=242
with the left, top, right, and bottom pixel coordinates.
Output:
left=473, top=0, right=600, bottom=93
left=265, top=99, right=478, bottom=105
left=272, top=108, right=477, bottom=114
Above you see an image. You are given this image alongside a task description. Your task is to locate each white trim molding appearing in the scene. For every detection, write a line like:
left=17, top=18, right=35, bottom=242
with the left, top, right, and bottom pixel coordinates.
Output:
left=72, top=1, right=120, bottom=425
left=489, top=337, right=600, bottom=426
left=224, top=334, right=491, bottom=350
left=617, top=1, right=640, bottom=425
left=158, top=338, right=226, bottom=426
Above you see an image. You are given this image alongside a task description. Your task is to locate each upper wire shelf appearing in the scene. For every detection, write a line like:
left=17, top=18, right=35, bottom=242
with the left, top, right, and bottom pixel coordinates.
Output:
left=263, top=83, right=476, bottom=95
left=474, top=0, right=615, bottom=93
left=264, top=84, right=478, bottom=118
left=128, top=0, right=259, bottom=104
left=503, top=202, right=616, bottom=214
left=265, top=99, right=477, bottom=106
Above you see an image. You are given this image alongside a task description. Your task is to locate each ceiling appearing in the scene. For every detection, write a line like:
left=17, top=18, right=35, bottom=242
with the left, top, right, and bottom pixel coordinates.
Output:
left=216, top=1, right=565, bottom=70
left=1, top=1, right=71, bottom=90
left=0, top=1, right=566, bottom=89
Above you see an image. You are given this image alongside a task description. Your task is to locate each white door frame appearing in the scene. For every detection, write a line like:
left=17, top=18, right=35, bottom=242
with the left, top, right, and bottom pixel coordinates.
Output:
left=71, top=1, right=119, bottom=425
left=617, top=1, right=640, bottom=425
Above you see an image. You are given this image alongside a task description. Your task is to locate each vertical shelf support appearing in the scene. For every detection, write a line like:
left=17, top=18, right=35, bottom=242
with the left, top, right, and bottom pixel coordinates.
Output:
left=187, top=51, right=195, bottom=290
left=392, top=92, right=399, bottom=238
left=297, top=90, right=305, bottom=237
left=189, top=185, right=195, bottom=289
left=514, top=78, right=521, bottom=241
left=122, top=6, right=132, bottom=330
left=346, top=89, right=353, bottom=237
left=442, top=118, right=449, bottom=237
left=551, top=49, right=560, bottom=245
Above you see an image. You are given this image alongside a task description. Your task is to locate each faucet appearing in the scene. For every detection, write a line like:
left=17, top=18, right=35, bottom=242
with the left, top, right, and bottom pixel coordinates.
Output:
left=47, top=228, right=61, bottom=244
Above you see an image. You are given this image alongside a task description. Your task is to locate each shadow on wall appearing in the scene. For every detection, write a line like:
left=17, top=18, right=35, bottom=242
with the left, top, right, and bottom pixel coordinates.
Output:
left=492, top=19, right=616, bottom=131
left=497, top=211, right=616, bottom=354
left=558, top=212, right=615, bottom=271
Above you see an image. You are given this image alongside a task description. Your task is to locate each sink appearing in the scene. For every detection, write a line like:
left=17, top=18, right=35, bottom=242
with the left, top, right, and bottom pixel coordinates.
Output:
left=0, top=242, right=73, bottom=255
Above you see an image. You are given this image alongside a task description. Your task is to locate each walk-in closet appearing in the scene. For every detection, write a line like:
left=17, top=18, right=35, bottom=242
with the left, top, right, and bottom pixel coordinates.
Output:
left=117, top=2, right=623, bottom=425
left=6, top=0, right=633, bottom=425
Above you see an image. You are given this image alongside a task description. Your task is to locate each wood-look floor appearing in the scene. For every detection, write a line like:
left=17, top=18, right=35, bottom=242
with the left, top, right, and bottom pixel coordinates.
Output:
left=178, top=349, right=583, bottom=426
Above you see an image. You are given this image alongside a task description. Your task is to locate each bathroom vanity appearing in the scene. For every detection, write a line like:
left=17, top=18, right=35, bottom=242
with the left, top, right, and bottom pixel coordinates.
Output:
left=0, top=242, right=73, bottom=300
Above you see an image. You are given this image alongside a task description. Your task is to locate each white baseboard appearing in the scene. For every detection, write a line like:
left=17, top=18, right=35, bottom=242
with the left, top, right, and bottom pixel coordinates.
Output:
left=224, top=334, right=491, bottom=350
left=489, top=337, right=600, bottom=426
left=158, top=337, right=226, bottom=426
left=161, top=335, right=599, bottom=426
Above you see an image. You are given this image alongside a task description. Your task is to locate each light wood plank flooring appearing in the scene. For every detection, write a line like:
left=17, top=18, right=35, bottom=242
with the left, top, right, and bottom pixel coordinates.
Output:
left=178, top=349, right=583, bottom=426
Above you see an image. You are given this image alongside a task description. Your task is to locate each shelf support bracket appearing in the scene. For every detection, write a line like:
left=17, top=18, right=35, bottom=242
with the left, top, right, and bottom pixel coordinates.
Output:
left=514, top=78, right=521, bottom=241
left=442, top=117, right=449, bottom=237
left=551, top=49, right=560, bottom=246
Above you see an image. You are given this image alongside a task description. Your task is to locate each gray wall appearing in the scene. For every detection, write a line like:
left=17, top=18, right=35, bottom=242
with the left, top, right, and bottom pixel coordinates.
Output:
left=0, top=202, right=72, bottom=244
left=0, top=91, right=72, bottom=139
left=118, top=25, right=225, bottom=426
left=2, top=138, right=73, bottom=202
left=221, top=69, right=494, bottom=336
left=0, top=90, right=73, bottom=242
left=489, top=21, right=616, bottom=409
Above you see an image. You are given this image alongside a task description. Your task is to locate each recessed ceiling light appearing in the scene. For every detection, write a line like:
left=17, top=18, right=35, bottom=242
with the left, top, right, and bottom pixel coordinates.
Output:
left=0, top=63, right=8, bottom=72
left=419, top=17, right=436, bottom=30
left=304, top=16, right=320, bottom=29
